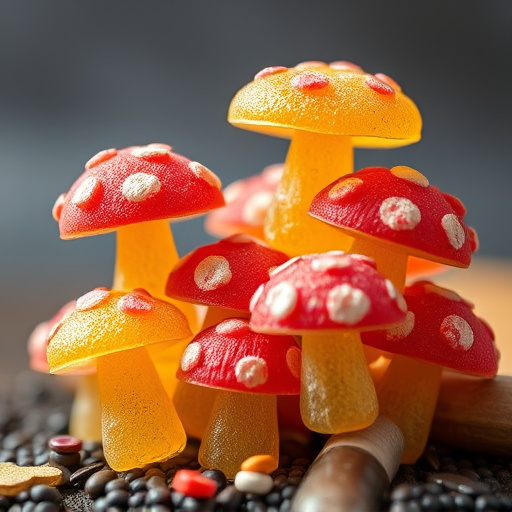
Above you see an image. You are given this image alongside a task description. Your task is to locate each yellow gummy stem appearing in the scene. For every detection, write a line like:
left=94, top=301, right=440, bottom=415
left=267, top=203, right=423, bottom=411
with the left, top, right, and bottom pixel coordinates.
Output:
left=69, top=373, right=102, bottom=443
left=173, top=308, right=251, bottom=440
left=300, top=332, right=378, bottom=434
left=376, top=354, right=442, bottom=464
left=97, top=346, right=186, bottom=471
left=264, top=131, right=354, bottom=256
left=113, top=220, right=196, bottom=398
left=199, top=391, right=279, bottom=480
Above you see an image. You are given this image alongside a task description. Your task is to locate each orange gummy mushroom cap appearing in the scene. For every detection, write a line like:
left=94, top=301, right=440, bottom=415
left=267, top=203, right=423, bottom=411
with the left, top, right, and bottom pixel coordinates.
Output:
left=47, top=288, right=191, bottom=373
left=362, top=281, right=499, bottom=377
left=228, top=62, right=421, bottom=148
left=55, top=144, right=224, bottom=239
left=310, top=166, right=478, bottom=268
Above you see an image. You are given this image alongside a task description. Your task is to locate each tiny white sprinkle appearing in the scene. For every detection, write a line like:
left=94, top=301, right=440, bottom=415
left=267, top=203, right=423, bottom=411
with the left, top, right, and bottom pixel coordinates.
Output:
left=235, top=471, right=274, bottom=494
left=194, top=255, right=232, bottom=291
left=390, top=166, right=429, bottom=187
left=215, top=318, right=248, bottom=335
left=306, top=296, right=320, bottom=310
left=326, top=284, right=370, bottom=325
left=242, top=191, right=274, bottom=226
left=442, top=214, right=466, bottom=250
left=441, top=315, right=474, bottom=351
left=180, top=342, right=201, bottom=372
left=327, top=177, right=364, bottom=201
left=189, top=161, right=222, bottom=188
left=249, top=284, right=265, bottom=312
left=76, top=289, right=110, bottom=311
left=235, top=356, right=268, bottom=388
left=265, top=281, right=298, bottom=319
left=386, top=311, right=415, bottom=341
left=379, top=197, right=421, bottom=231
left=71, top=177, right=101, bottom=207
left=286, top=346, right=301, bottom=378
left=122, top=173, right=161, bottom=202
left=222, top=181, right=244, bottom=204
left=131, top=145, right=171, bottom=158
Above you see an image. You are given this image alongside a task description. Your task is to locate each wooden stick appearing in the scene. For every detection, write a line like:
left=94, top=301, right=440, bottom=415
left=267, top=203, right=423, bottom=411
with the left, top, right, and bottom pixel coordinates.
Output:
left=292, top=417, right=403, bottom=512
left=431, top=373, right=512, bottom=457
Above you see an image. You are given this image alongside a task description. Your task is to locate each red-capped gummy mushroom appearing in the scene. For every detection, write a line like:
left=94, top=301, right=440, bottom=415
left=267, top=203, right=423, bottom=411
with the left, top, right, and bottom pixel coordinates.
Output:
left=166, top=234, right=289, bottom=439
left=361, top=280, right=499, bottom=463
left=228, top=62, right=422, bottom=256
left=250, top=252, right=407, bottom=434
left=176, top=318, right=301, bottom=479
left=53, top=143, right=225, bottom=396
left=204, top=163, right=283, bottom=240
left=309, top=166, right=478, bottom=290
left=28, top=301, right=102, bottom=442
left=46, top=287, right=191, bottom=471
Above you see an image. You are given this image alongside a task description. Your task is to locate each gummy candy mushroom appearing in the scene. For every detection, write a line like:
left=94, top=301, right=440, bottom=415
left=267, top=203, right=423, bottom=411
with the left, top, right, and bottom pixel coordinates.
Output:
left=250, top=252, right=407, bottom=434
left=205, top=163, right=283, bottom=240
left=228, top=62, right=421, bottom=256
left=166, top=234, right=289, bottom=439
left=362, top=281, right=499, bottom=463
left=28, top=301, right=102, bottom=442
left=310, top=166, right=478, bottom=290
left=46, top=287, right=191, bottom=471
left=176, top=318, right=301, bottom=479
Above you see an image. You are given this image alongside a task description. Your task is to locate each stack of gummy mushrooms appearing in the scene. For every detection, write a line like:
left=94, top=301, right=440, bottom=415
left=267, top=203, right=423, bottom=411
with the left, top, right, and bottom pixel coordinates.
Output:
left=1, top=62, right=510, bottom=512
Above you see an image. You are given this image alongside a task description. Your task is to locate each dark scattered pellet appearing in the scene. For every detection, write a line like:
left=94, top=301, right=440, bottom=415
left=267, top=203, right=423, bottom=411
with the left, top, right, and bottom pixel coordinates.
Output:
left=280, top=485, right=297, bottom=500
left=265, top=491, right=282, bottom=506
left=180, top=495, right=214, bottom=511
left=84, top=469, right=117, bottom=499
left=458, top=479, right=492, bottom=496
left=0, top=497, right=11, bottom=510
left=459, top=468, right=481, bottom=481
left=104, top=478, right=130, bottom=494
left=475, top=493, right=502, bottom=512
left=453, top=492, right=475, bottom=511
left=48, top=451, right=81, bottom=471
left=34, top=454, right=50, bottom=467
left=33, top=502, right=60, bottom=512
left=103, top=489, right=130, bottom=508
left=215, top=485, right=244, bottom=510
left=246, top=499, right=267, bottom=512
left=127, top=491, right=146, bottom=508
left=8, top=505, right=23, bottom=512
left=419, top=493, right=443, bottom=510
left=201, top=469, right=226, bottom=492
left=70, top=461, right=105, bottom=487
left=144, top=487, right=171, bottom=506
left=118, top=467, right=144, bottom=483
left=14, top=493, right=29, bottom=504
left=438, top=492, right=456, bottom=509
left=29, top=486, right=61, bottom=504
left=404, top=500, right=422, bottom=512
left=279, top=498, right=292, bottom=511
left=146, top=475, right=167, bottom=490
left=20, top=502, right=35, bottom=512
left=0, top=449, right=16, bottom=463
left=129, top=478, right=148, bottom=493
left=91, top=496, right=106, bottom=512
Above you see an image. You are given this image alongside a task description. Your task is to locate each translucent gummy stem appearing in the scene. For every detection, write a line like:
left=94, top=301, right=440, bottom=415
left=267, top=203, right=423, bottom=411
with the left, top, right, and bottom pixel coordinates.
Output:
left=97, top=346, right=186, bottom=471
left=376, top=354, right=442, bottom=464
left=264, top=131, right=354, bottom=256
left=301, top=332, right=378, bottom=434
left=69, top=373, right=102, bottom=443
left=199, top=390, right=279, bottom=479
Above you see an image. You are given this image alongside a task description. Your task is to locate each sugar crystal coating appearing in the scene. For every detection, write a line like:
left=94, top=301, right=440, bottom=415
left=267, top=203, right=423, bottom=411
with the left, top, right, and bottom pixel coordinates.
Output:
left=71, top=176, right=102, bottom=208
left=188, top=161, right=222, bottom=188
left=441, top=314, right=474, bottom=351
left=326, top=284, right=370, bottom=324
left=235, top=356, right=269, bottom=388
left=122, top=173, right=161, bottom=202
left=379, top=197, right=421, bottom=231
left=265, top=281, right=298, bottom=319
left=180, top=342, right=202, bottom=372
left=85, top=148, right=117, bottom=169
left=194, top=255, right=232, bottom=291
left=131, top=145, right=171, bottom=158
left=215, top=318, right=248, bottom=335
left=76, top=288, right=110, bottom=311
left=386, top=311, right=415, bottom=341
left=442, top=213, right=466, bottom=249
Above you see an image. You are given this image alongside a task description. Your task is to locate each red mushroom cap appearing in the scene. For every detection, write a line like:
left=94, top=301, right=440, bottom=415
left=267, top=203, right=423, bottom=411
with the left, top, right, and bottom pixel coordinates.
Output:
left=309, top=166, right=476, bottom=267
left=176, top=318, right=301, bottom=394
left=361, top=281, right=499, bottom=377
left=204, top=163, right=283, bottom=240
left=249, top=252, right=407, bottom=335
left=166, top=234, right=289, bottom=312
left=55, top=144, right=225, bottom=239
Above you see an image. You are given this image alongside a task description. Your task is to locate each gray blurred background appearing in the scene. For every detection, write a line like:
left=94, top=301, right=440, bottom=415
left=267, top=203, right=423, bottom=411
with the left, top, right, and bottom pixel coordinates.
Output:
left=1, top=1, right=511, bottom=377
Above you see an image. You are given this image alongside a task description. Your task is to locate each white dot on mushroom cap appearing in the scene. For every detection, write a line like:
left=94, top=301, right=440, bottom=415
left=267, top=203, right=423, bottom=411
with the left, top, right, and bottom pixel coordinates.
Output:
left=215, top=318, right=248, bottom=335
left=52, top=194, right=66, bottom=222
left=118, top=293, right=153, bottom=315
left=269, top=256, right=300, bottom=277
left=222, top=181, right=245, bottom=204
left=242, top=191, right=274, bottom=226
left=262, top=164, right=284, bottom=185
left=390, top=166, right=430, bottom=187
left=385, top=280, right=398, bottom=299
left=386, top=311, right=415, bottom=341
left=249, top=284, right=265, bottom=312
left=85, top=148, right=118, bottom=170
left=265, top=281, right=298, bottom=319
left=131, top=145, right=171, bottom=158
left=311, top=253, right=351, bottom=272
left=327, top=178, right=364, bottom=201
left=194, top=255, right=232, bottom=291
left=442, top=214, right=466, bottom=250
left=326, top=284, right=370, bottom=325
left=379, top=197, right=421, bottom=231
left=226, top=233, right=256, bottom=244
left=180, top=342, right=201, bottom=372
left=188, top=162, right=222, bottom=188
left=286, top=346, right=302, bottom=378
left=122, top=173, right=161, bottom=202
left=441, top=314, right=474, bottom=351
left=71, top=177, right=102, bottom=208
left=235, top=356, right=268, bottom=388
left=76, top=289, right=110, bottom=311
left=424, top=283, right=461, bottom=302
